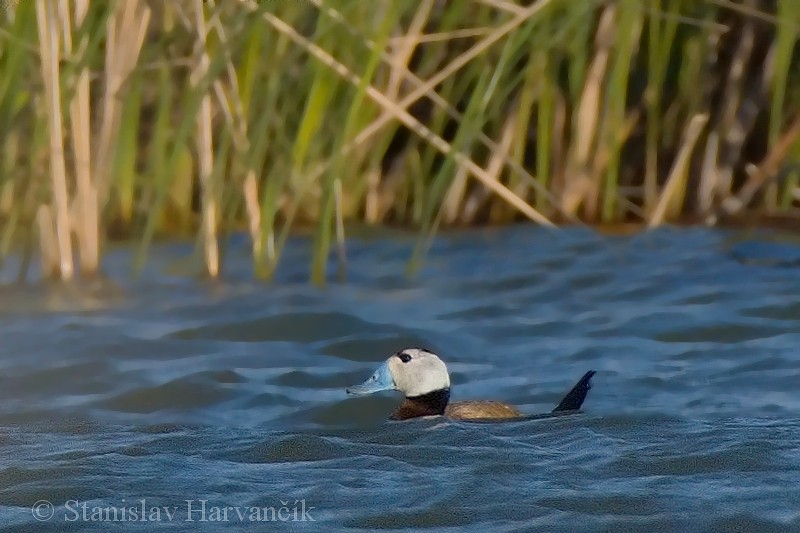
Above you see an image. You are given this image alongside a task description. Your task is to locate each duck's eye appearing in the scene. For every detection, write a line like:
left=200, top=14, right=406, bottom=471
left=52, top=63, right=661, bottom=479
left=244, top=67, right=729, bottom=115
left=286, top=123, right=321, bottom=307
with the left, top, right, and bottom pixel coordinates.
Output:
left=398, top=352, right=412, bottom=363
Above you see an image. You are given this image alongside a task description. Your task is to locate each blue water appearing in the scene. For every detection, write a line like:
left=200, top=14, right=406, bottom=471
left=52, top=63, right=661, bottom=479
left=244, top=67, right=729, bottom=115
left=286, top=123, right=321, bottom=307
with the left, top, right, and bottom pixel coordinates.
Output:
left=1, top=226, right=799, bottom=532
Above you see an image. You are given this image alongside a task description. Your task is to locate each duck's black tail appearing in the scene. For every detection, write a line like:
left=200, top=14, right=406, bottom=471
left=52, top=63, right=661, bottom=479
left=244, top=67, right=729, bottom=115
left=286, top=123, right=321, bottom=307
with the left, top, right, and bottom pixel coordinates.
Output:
left=552, top=370, right=596, bottom=412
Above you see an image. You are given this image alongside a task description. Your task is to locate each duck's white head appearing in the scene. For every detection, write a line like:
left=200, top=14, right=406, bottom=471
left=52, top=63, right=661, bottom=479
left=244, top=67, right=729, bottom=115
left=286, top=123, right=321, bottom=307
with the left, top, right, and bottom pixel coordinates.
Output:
left=347, top=348, right=451, bottom=397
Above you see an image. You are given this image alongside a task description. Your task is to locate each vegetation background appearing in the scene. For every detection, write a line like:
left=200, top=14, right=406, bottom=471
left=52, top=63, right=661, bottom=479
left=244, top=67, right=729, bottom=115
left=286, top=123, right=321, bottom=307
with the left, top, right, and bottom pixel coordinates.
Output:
left=0, top=0, right=798, bottom=283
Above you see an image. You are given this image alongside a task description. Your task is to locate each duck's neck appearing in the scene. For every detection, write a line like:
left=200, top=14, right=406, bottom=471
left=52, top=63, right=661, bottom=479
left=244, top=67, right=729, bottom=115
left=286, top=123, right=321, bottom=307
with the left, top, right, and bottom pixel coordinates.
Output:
left=390, top=388, right=451, bottom=420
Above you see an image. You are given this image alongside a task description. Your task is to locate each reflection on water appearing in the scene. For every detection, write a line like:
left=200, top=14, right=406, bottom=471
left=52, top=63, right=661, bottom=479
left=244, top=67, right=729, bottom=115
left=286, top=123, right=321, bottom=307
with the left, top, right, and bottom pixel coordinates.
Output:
left=1, top=227, right=800, bottom=532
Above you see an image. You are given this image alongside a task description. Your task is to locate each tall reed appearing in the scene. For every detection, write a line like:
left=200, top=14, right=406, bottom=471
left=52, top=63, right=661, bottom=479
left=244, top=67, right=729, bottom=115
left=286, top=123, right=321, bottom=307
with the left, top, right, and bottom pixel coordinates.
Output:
left=0, top=0, right=798, bottom=283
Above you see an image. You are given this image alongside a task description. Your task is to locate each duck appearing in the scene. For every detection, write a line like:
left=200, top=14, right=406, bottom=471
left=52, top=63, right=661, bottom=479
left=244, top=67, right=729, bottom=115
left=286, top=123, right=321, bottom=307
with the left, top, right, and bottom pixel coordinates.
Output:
left=346, top=347, right=596, bottom=421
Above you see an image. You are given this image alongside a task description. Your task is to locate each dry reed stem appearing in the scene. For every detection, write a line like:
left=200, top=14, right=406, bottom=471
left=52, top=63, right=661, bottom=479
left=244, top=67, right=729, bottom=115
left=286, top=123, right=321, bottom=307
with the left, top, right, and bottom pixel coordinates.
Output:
left=205, top=8, right=250, bottom=150
left=648, top=113, right=709, bottom=227
left=722, top=114, right=800, bottom=216
left=442, top=166, right=470, bottom=224
left=698, top=132, right=719, bottom=213
left=390, top=28, right=490, bottom=45
left=35, top=0, right=73, bottom=279
left=63, top=0, right=99, bottom=274
left=561, top=4, right=616, bottom=218
left=192, top=0, right=219, bottom=278
left=578, top=5, right=617, bottom=163
left=94, top=0, right=150, bottom=203
left=461, top=109, right=517, bottom=222
left=385, top=0, right=432, bottom=99
left=364, top=168, right=380, bottom=224
left=243, top=172, right=263, bottom=260
left=35, top=204, right=58, bottom=278
left=253, top=1, right=555, bottom=226
left=712, top=11, right=755, bottom=199
left=201, top=3, right=265, bottom=266
left=476, top=0, right=528, bottom=16
left=334, top=177, right=346, bottom=279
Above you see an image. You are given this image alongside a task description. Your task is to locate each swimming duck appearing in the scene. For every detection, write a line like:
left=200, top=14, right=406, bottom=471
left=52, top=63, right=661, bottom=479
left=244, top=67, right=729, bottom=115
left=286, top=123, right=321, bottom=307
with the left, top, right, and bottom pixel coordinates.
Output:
left=346, top=348, right=596, bottom=421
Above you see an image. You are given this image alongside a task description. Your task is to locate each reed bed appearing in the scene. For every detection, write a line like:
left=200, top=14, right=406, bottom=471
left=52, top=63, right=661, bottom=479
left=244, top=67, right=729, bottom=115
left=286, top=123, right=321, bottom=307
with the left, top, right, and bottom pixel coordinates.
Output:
left=0, top=0, right=799, bottom=283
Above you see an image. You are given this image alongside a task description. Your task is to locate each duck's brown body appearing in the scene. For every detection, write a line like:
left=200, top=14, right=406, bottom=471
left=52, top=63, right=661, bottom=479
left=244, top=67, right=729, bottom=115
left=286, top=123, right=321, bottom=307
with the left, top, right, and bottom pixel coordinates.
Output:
left=445, top=400, right=523, bottom=420
left=389, top=388, right=523, bottom=420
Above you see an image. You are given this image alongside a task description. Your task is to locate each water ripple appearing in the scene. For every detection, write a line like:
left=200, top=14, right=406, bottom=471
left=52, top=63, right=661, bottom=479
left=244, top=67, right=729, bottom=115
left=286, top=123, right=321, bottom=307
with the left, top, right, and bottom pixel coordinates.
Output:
left=1, top=227, right=799, bottom=531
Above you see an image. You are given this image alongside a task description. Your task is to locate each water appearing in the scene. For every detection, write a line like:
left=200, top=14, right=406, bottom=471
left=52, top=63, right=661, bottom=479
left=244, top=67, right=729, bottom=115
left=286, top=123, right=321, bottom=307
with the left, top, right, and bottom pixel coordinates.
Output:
left=1, top=226, right=800, bottom=532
